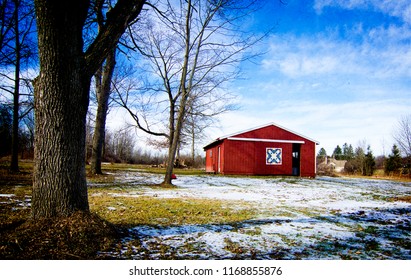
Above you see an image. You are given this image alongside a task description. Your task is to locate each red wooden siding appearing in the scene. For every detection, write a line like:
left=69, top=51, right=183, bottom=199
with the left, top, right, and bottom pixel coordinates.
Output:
left=223, top=140, right=293, bottom=175
left=205, top=141, right=225, bottom=173
left=300, top=141, right=316, bottom=177
left=235, top=125, right=309, bottom=143
left=205, top=148, right=214, bottom=173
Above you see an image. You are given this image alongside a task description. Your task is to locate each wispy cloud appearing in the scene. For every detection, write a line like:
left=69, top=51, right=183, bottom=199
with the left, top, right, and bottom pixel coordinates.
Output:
left=262, top=31, right=411, bottom=81
left=314, top=0, right=411, bottom=25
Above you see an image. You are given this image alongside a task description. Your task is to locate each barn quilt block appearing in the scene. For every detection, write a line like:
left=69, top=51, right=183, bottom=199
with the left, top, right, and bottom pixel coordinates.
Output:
left=266, top=148, right=282, bottom=165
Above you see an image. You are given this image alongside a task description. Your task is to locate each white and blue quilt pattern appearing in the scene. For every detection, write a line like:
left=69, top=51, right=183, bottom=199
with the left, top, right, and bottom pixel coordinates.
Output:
left=266, top=148, right=282, bottom=165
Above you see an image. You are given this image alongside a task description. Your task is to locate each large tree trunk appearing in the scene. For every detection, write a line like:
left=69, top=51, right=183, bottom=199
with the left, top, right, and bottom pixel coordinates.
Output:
left=32, top=0, right=90, bottom=218
left=191, top=123, right=195, bottom=164
left=32, top=0, right=145, bottom=219
left=90, top=48, right=116, bottom=175
left=164, top=142, right=177, bottom=186
left=163, top=90, right=189, bottom=185
left=163, top=0, right=199, bottom=185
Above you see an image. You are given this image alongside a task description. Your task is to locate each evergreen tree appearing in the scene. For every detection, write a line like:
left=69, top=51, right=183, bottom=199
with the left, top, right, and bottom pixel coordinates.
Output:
left=342, top=143, right=349, bottom=160
left=363, top=145, right=376, bottom=176
left=385, top=144, right=402, bottom=175
left=332, top=145, right=343, bottom=160
left=346, top=144, right=355, bottom=160
left=339, top=143, right=355, bottom=160
left=317, top=147, right=327, bottom=158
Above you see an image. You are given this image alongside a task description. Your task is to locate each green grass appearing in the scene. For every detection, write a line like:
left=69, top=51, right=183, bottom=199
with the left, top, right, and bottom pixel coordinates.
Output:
left=240, top=226, right=262, bottom=236
left=89, top=193, right=256, bottom=227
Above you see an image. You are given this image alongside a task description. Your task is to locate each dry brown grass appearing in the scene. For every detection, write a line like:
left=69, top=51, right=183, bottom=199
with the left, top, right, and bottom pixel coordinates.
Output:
left=0, top=211, right=120, bottom=259
left=0, top=161, right=120, bottom=260
left=395, top=196, right=411, bottom=203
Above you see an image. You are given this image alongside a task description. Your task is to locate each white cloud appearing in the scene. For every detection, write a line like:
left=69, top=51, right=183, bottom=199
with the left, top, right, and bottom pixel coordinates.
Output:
left=261, top=31, right=411, bottom=82
left=373, top=0, right=411, bottom=24
left=314, top=0, right=411, bottom=25
left=373, top=23, right=411, bottom=44
left=262, top=35, right=349, bottom=77
left=277, top=54, right=339, bottom=78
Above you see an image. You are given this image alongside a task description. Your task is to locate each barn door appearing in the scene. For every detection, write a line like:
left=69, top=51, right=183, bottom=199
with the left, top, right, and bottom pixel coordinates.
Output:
left=217, top=146, right=221, bottom=173
left=292, top=144, right=301, bottom=176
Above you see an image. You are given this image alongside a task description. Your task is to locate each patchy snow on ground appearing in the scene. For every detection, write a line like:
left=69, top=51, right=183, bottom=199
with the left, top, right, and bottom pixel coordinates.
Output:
left=99, top=173, right=411, bottom=260
left=0, top=192, right=31, bottom=210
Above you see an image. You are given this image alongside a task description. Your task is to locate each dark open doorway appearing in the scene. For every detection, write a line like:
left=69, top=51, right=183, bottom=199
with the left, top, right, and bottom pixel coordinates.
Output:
left=292, top=144, right=301, bottom=176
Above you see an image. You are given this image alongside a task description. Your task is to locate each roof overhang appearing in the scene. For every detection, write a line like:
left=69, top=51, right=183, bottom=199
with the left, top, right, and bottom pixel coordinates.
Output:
left=227, top=137, right=305, bottom=144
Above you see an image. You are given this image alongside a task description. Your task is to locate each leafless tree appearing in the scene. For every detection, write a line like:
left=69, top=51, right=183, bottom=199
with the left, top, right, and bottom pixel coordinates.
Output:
left=119, top=0, right=265, bottom=185
left=393, top=115, right=411, bottom=158
left=89, top=0, right=118, bottom=175
left=106, top=126, right=136, bottom=162
left=0, top=0, right=36, bottom=172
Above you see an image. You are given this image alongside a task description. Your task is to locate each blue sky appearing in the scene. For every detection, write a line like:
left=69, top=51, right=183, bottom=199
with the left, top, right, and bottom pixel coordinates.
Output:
left=209, top=0, right=411, bottom=156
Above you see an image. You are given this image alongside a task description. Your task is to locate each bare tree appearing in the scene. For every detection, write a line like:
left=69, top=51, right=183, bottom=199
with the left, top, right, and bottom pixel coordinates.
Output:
left=393, top=115, right=411, bottom=159
left=182, top=85, right=239, bottom=161
left=108, top=126, right=136, bottom=162
left=0, top=0, right=36, bottom=172
left=120, top=0, right=264, bottom=185
left=89, top=0, right=118, bottom=175
left=182, top=113, right=208, bottom=164
left=0, top=0, right=14, bottom=55
left=32, top=0, right=146, bottom=219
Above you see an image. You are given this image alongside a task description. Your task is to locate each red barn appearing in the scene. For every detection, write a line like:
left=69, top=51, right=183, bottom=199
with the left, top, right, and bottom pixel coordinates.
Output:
left=203, top=123, right=319, bottom=177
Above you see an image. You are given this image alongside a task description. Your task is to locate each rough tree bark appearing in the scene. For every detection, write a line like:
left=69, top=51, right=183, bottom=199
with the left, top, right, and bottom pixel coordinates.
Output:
left=32, top=0, right=91, bottom=218
left=32, top=0, right=145, bottom=219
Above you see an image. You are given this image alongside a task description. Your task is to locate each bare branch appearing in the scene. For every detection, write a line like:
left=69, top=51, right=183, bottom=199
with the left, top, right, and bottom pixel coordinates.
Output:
left=113, top=81, right=169, bottom=139
left=393, top=115, right=411, bottom=157
left=84, top=0, right=146, bottom=77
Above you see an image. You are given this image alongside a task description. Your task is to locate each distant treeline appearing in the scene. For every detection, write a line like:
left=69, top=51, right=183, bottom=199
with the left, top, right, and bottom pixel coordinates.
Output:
left=0, top=104, right=33, bottom=159
left=0, top=104, right=204, bottom=168
left=317, top=143, right=410, bottom=177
